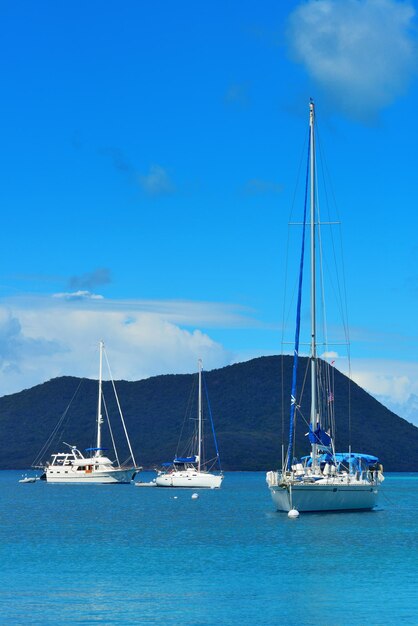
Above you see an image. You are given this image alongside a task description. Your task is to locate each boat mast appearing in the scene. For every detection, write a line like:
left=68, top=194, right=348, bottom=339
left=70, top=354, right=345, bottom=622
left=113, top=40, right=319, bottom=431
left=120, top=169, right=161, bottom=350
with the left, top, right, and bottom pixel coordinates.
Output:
left=96, top=340, right=104, bottom=456
left=198, top=358, right=202, bottom=472
left=309, top=100, right=318, bottom=470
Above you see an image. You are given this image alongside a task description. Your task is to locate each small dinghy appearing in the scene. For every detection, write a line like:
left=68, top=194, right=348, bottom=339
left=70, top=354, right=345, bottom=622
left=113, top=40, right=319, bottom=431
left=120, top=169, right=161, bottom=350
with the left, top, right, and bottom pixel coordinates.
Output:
left=19, top=476, right=38, bottom=483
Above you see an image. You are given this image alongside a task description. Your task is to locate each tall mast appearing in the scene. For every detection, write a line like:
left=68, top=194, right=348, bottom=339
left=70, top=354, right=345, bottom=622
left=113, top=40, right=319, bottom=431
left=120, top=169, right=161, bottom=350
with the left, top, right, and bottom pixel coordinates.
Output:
left=198, top=358, right=202, bottom=472
left=96, top=340, right=104, bottom=456
left=309, top=100, right=318, bottom=468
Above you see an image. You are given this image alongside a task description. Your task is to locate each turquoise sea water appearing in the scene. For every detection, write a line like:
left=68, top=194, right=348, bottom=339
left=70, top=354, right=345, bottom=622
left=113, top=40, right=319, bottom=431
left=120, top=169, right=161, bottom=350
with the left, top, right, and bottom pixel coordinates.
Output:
left=1, top=471, right=418, bottom=625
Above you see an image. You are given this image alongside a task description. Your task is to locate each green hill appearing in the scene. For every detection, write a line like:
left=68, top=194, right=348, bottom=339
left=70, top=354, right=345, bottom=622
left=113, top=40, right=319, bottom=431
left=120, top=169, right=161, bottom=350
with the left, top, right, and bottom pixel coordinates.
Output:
left=0, top=355, right=416, bottom=471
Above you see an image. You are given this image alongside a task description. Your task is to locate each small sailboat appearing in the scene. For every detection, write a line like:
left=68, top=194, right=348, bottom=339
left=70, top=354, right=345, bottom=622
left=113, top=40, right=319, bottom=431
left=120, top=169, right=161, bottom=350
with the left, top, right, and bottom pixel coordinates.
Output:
left=39, top=341, right=140, bottom=484
left=266, top=101, right=384, bottom=513
left=154, top=359, right=223, bottom=489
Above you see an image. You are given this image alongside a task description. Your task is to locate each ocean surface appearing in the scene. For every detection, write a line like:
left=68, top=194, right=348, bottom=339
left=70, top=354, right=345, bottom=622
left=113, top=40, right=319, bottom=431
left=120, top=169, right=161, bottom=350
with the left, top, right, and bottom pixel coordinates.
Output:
left=1, top=471, right=418, bottom=625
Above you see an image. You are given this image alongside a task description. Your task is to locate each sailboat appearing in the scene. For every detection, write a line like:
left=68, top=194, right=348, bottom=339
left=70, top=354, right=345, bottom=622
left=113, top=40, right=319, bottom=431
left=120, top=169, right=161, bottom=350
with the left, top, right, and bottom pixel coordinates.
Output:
left=154, top=359, right=223, bottom=488
left=40, top=341, right=140, bottom=484
left=266, top=100, right=384, bottom=513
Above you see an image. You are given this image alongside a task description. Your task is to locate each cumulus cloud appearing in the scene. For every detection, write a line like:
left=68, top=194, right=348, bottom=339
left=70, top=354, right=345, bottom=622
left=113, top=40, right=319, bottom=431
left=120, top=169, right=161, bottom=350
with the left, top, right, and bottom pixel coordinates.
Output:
left=0, top=308, right=65, bottom=382
left=337, top=357, right=418, bottom=425
left=357, top=360, right=418, bottom=400
left=287, top=0, right=418, bottom=120
left=138, top=165, right=175, bottom=196
left=0, top=297, right=256, bottom=396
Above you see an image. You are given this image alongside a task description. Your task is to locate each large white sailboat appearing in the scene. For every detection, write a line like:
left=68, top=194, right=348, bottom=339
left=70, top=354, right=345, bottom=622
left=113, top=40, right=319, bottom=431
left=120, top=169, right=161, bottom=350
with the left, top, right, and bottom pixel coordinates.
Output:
left=154, top=359, right=223, bottom=489
left=40, top=341, right=140, bottom=484
left=266, top=101, right=384, bottom=513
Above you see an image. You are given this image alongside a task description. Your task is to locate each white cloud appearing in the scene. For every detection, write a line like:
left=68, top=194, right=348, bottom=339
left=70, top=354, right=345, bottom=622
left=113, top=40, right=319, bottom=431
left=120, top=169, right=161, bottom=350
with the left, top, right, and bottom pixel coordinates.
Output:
left=138, top=165, right=175, bottom=196
left=338, top=357, right=418, bottom=425
left=0, top=296, right=256, bottom=396
left=53, top=291, right=104, bottom=301
left=287, top=0, right=417, bottom=120
left=3, top=291, right=418, bottom=428
left=321, top=350, right=339, bottom=360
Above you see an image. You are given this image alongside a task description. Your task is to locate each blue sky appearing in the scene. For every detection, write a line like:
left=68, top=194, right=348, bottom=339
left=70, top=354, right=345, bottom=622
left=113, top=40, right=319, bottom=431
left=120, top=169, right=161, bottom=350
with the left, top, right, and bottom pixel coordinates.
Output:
left=1, top=0, right=418, bottom=422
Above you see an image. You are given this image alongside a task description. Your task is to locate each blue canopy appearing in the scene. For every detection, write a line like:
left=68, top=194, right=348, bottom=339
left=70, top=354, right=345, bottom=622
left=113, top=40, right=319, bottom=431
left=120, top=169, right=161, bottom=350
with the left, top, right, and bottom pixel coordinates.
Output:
left=174, top=456, right=197, bottom=464
left=302, top=452, right=379, bottom=467
left=161, top=462, right=173, bottom=467
left=85, top=447, right=108, bottom=452
left=333, top=453, right=379, bottom=465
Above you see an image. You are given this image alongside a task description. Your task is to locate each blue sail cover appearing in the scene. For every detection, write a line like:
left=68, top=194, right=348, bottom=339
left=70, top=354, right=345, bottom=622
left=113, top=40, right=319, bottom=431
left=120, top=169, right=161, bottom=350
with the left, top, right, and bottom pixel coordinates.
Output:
left=308, top=425, right=332, bottom=447
left=174, top=456, right=197, bottom=464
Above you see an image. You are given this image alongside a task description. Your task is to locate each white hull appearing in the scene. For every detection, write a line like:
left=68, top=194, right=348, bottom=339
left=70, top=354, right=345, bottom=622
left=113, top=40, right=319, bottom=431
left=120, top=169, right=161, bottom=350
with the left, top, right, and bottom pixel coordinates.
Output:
left=155, top=470, right=223, bottom=489
left=45, top=468, right=137, bottom=484
left=269, top=481, right=378, bottom=512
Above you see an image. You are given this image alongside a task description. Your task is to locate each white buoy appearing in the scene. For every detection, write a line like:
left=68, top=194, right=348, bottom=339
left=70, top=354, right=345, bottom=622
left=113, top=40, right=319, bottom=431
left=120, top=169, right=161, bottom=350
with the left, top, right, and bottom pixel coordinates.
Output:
left=173, top=496, right=178, bottom=499
left=288, top=508, right=300, bottom=519
left=191, top=493, right=199, bottom=500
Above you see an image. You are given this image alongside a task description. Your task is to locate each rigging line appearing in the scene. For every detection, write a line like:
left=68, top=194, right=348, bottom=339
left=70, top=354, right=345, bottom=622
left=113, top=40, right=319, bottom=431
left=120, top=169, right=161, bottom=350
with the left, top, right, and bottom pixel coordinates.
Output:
left=290, top=354, right=311, bottom=461
left=295, top=404, right=311, bottom=430
left=281, top=355, right=284, bottom=451
left=32, top=378, right=84, bottom=467
left=316, top=160, right=331, bottom=357
left=299, top=356, right=311, bottom=405
left=282, top=128, right=310, bottom=341
left=316, top=125, right=351, bottom=344
left=316, top=191, right=336, bottom=438
left=101, top=392, right=120, bottom=467
left=281, top=128, right=309, bottom=448
left=103, top=348, right=137, bottom=467
left=315, top=248, right=348, bottom=346
left=176, top=374, right=196, bottom=458
left=202, top=371, right=222, bottom=471
left=315, top=128, right=341, bottom=443
left=287, top=128, right=310, bottom=469
left=331, top=361, right=336, bottom=443
left=316, top=116, right=352, bottom=450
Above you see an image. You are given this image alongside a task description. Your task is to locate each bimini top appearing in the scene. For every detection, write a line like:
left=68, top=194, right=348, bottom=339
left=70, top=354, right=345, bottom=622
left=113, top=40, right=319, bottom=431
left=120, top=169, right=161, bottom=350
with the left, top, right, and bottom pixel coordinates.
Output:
left=174, top=456, right=197, bottom=464
left=303, top=452, right=379, bottom=466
